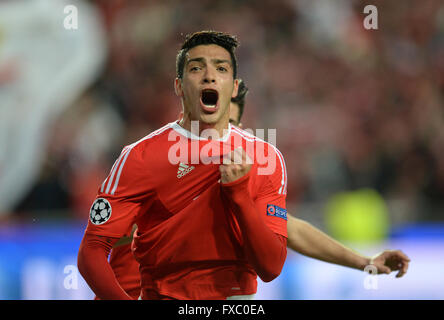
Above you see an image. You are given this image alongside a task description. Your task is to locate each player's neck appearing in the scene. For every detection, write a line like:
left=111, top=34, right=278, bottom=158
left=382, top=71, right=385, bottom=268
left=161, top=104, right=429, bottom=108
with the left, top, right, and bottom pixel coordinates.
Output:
left=179, top=115, right=229, bottom=139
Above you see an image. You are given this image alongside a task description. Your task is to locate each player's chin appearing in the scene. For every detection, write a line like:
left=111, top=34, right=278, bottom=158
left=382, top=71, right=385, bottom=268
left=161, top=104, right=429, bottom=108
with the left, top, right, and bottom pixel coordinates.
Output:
left=199, top=112, right=222, bottom=124
left=200, top=104, right=229, bottom=123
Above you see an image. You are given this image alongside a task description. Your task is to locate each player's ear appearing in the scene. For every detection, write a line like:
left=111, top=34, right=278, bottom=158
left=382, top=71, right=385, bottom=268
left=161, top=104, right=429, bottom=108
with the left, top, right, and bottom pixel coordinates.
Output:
left=231, top=78, right=239, bottom=98
left=175, top=78, right=184, bottom=97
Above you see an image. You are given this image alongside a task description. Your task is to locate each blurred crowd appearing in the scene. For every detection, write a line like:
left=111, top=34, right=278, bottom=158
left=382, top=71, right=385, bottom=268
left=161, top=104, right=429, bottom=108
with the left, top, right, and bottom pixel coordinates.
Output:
left=15, top=0, right=444, bottom=224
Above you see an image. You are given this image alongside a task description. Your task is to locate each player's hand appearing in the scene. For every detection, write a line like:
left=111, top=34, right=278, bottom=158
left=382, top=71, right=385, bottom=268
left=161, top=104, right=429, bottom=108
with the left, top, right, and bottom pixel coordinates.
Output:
left=219, top=147, right=252, bottom=184
left=369, top=250, right=410, bottom=278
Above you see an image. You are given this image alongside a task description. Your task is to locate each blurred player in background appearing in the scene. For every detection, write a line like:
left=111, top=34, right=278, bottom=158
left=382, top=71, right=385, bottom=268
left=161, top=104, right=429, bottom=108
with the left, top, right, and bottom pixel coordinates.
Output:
left=97, top=79, right=410, bottom=300
left=78, top=31, right=289, bottom=300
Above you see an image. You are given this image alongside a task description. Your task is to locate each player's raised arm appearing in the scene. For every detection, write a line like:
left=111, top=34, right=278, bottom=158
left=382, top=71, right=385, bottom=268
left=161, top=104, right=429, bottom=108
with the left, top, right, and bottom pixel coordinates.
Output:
left=220, top=146, right=287, bottom=282
left=77, top=145, right=154, bottom=299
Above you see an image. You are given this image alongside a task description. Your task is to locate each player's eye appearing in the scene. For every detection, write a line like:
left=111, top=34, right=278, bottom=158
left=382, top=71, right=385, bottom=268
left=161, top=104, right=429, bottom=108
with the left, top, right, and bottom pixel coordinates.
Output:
left=189, top=66, right=201, bottom=72
left=217, top=66, right=228, bottom=72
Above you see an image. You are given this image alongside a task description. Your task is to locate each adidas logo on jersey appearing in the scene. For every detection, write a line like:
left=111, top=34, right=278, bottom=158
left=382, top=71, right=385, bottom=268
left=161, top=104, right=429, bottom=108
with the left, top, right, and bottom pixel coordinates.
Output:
left=177, top=162, right=195, bottom=178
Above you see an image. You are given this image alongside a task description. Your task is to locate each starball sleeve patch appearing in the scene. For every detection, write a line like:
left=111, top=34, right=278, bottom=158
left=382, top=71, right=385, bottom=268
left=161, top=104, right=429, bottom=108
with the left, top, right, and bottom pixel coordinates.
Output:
left=89, top=198, right=112, bottom=225
left=266, top=204, right=287, bottom=220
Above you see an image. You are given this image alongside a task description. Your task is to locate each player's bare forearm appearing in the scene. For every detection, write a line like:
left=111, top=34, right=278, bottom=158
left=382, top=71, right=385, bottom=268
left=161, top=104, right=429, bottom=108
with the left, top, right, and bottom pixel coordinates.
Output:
left=287, top=216, right=369, bottom=270
left=287, top=216, right=411, bottom=277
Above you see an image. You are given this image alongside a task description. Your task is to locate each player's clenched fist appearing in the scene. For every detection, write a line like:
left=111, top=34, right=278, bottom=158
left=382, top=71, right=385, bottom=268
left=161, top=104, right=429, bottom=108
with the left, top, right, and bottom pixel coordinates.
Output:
left=219, top=147, right=253, bottom=184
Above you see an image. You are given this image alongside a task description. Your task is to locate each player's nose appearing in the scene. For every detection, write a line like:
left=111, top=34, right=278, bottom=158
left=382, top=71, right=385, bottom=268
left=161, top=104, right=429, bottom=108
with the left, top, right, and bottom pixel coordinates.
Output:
left=202, top=67, right=216, bottom=84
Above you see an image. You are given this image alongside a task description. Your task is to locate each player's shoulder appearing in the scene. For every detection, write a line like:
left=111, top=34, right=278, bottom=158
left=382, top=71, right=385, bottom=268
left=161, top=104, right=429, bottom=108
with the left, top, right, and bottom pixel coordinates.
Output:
left=124, top=122, right=175, bottom=156
left=100, top=122, right=174, bottom=192
left=232, top=125, right=286, bottom=190
left=231, top=125, right=284, bottom=158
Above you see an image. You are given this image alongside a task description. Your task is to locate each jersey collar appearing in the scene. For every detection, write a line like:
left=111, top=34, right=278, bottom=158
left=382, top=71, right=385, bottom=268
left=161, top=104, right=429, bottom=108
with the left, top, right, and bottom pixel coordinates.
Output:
left=171, top=120, right=232, bottom=142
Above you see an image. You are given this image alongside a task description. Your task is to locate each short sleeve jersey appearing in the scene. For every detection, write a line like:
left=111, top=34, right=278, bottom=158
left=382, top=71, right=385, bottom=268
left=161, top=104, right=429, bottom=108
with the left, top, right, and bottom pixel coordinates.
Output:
left=85, top=121, right=288, bottom=299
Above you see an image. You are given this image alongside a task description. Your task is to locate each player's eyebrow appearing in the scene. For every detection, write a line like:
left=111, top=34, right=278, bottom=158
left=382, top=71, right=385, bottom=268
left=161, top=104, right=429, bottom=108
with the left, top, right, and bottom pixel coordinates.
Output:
left=186, top=57, right=205, bottom=65
left=212, top=59, right=231, bottom=65
left=186, top=57, right=232, bottom=66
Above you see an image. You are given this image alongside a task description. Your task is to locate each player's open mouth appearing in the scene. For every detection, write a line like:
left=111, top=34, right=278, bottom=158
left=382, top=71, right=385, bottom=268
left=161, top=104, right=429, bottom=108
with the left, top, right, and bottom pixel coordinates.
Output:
left=200, top=89, right=219, bottom=113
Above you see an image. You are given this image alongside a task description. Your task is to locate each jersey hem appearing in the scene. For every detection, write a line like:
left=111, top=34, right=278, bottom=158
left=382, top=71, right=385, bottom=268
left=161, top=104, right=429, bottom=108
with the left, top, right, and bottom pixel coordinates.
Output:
left=141, top=288, right=257, bottom=300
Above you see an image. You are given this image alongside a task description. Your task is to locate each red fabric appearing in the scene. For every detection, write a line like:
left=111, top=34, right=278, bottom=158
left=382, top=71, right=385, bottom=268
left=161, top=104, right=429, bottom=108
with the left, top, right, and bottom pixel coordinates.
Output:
left=108, top=243, right=141, bottom=299
left=83, top=122, right=288, bottom=299
left=77, top=233, right=133, bottom=300
left=221, top=171, right=287, bottom=282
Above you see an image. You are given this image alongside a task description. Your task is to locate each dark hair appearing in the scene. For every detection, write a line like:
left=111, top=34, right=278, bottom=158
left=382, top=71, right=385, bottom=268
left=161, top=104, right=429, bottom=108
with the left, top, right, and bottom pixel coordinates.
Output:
left=230, top=79, right=248, bottom=123
left=176, top=30, right=239, bottom=79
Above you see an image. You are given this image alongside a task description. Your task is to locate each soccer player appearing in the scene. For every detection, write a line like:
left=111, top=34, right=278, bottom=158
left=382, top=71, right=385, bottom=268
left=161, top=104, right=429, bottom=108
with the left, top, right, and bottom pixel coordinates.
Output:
left=93, top=78, right=410, bottom=300
left=78, top=31, right=288, bottom=300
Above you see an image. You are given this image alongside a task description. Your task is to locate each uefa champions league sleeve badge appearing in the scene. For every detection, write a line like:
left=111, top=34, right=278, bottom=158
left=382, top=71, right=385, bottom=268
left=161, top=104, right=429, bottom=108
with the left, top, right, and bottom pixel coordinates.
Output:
left=89, top=198, right=112, bottom=225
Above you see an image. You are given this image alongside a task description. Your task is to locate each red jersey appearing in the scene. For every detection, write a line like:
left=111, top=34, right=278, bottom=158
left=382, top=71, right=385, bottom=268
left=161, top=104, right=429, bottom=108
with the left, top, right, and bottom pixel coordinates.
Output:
left=93, top=243, right=141, bottom=300
left=108, top=244, right=140, bottom=299
left=85, top=121, right=288, bottom=299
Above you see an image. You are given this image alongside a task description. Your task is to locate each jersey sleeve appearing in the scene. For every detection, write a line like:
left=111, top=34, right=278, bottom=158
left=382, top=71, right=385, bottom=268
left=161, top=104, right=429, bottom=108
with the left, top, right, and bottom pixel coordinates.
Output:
left=85, top=145, right=155, bottom=238
left=254, top=144, right=288, bottom=238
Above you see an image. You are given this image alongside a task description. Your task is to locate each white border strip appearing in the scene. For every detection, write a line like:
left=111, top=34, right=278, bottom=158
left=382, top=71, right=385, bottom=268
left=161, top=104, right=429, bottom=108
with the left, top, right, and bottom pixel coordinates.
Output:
left=101, top=146, right=129, bottom=193
left=171, top=121, right=232, bottom=142
left=108, top=123, right=173, bottom=195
